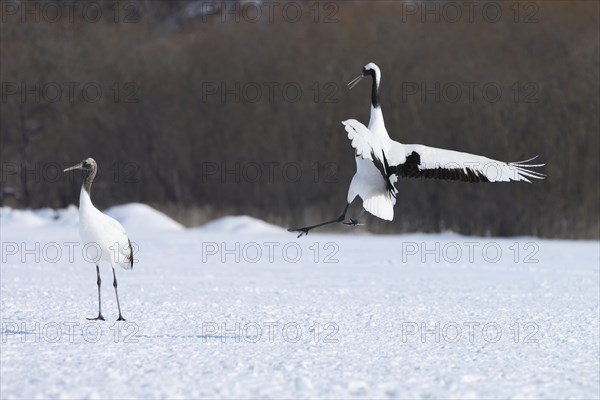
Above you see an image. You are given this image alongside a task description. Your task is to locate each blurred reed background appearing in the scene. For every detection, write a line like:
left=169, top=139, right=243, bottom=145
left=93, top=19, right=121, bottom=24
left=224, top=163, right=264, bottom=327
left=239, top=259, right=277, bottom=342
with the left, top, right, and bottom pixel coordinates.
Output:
left=1, top=0, right=598, bottom=238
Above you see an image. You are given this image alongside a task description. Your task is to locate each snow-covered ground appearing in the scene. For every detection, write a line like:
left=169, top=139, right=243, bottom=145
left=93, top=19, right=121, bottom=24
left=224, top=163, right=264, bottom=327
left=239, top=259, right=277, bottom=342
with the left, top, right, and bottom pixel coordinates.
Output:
left=1, top=204, right=599, bottom=399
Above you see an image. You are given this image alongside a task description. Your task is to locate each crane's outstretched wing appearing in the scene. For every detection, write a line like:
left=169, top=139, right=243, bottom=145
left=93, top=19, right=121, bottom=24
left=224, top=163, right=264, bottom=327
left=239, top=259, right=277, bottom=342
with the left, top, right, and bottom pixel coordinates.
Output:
left=342, top=119, right=545, bottom=184
left=342, top=119, right=397, bottom=198
left=387, top=143, right=546, bottom=183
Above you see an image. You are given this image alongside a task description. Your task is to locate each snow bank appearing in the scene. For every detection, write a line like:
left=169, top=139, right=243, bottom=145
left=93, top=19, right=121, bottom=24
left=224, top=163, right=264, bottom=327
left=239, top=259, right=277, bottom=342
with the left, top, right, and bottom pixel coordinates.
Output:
left=104, top=203, right=183, bottom=231
left=0, top=207, right=47, bottom=227
left=0, top=206, right=79, bottom=228
left=1, top=203, right=183, bottom=232
left=1, top=205, right=285, bottom=234
left=197, top=215, right=284, bottom=234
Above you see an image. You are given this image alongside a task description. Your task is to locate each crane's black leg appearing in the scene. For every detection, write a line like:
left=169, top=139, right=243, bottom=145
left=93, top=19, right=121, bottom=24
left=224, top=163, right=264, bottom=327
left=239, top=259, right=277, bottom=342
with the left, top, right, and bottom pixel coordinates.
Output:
left=343, top=209, right=366, bottom=227
left=288, top=204, right=350, bottom=238
left=87, top=265, right=105, bottom=321
left=112, top=268, right=126, bottom=321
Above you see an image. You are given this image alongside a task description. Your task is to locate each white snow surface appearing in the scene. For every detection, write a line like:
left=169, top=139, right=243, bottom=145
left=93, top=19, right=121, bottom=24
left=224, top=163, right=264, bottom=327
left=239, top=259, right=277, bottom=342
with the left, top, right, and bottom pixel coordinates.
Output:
left=1, top=205, right=599, bottom=399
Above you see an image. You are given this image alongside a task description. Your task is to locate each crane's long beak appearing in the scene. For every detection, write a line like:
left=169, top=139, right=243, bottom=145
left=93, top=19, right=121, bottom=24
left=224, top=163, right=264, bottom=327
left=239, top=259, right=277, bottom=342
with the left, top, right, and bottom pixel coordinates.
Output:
left=347, top=74, right=365, bottom=90
left=63, top=162, right=83, bottom=172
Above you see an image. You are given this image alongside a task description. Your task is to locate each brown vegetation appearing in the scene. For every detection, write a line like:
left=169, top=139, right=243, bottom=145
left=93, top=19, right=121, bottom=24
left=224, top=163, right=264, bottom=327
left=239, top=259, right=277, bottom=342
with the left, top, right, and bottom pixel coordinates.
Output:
left=1, top=1, right=598, bottom=238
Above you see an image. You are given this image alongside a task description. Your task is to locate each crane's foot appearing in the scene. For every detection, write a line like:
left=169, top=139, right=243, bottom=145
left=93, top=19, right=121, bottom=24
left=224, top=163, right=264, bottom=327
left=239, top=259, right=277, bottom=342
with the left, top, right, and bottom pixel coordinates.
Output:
left=288, top=227, right=310, bottom=238
left=116, top=315, right=126, bottom=321
left=87, top=314, right=105, bottom=321
left=343, top=219, right=363, bottom=227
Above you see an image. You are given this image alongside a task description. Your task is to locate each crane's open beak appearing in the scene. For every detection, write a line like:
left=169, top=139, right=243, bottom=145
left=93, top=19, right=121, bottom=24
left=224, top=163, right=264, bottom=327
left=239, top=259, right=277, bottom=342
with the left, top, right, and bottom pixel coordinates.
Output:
left=347, top=74, right=365, bottom=90
left=63, top=162, right=83, bottom=172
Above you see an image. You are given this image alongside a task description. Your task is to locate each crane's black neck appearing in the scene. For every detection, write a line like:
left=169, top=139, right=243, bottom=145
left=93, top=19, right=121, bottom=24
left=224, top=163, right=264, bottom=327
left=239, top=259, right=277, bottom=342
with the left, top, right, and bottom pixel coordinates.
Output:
left=366, top=69, right=380, bottom=108
left=82, top=167, right=97, bottom=195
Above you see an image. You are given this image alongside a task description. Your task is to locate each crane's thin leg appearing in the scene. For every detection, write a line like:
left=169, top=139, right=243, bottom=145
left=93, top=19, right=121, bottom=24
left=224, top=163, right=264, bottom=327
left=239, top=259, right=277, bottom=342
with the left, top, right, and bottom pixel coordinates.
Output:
left=344, top=208, right=365, bottom=226
left=288, top=204, right=350, bottom=238
left=112, top=268, right=126, bottom=321
left=87, top=265, right=105, bottom=321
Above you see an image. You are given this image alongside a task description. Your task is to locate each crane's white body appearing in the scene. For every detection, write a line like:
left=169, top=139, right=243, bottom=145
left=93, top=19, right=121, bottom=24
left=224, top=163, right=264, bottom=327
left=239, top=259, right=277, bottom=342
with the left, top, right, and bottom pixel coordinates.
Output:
left=78, top=187, right=132, bottom=270
left=348, top=105, right=396, bottom=221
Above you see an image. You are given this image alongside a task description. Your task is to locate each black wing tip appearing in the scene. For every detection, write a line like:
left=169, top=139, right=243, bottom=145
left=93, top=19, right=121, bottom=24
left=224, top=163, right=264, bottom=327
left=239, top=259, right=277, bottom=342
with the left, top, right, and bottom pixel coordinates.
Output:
left=128, top=239, right=134, bottom=269
left=370, top=149, right=397, bottom=198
